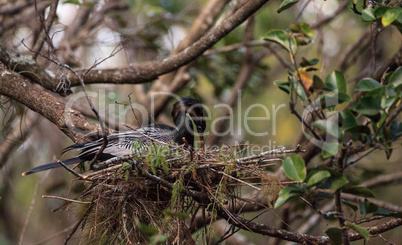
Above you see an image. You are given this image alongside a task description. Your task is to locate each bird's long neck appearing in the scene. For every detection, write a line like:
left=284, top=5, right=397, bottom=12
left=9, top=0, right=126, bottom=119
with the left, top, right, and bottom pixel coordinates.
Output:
left=173, top=111, right=194, bottom=148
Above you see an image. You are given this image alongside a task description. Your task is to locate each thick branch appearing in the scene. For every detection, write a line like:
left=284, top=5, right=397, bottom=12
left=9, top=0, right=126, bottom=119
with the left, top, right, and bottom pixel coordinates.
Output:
left=56, top=0, right=270, bottom=87
left=0, top=46, right=56, bottom=93
left=0, top=0, right=269, bottom=96
left=0, top=62, right=102, bottom=142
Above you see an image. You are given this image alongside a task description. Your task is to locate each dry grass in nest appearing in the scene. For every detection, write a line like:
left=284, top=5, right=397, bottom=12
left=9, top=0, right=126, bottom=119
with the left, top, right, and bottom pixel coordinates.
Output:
left=46, top=143, right=304, bottom=244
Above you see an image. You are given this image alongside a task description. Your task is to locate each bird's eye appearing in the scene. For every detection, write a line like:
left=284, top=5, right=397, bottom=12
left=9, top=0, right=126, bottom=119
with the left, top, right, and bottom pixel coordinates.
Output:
left=197, top=125, right=203, bottom=133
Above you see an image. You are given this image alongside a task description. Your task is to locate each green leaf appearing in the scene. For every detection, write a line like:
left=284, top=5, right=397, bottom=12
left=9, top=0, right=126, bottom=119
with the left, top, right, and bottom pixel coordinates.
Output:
left=300, top=57, right=319, bottom=67
left=263, top=30, right=298, bottom=54
left=351, top=95, right=382, bottom=116
left=388, top=66, right=402, bottom=88
left=320, top=91, right=352, bottom=109
left=307, top=170, right=331, bottom=187
left=313, top=120, right=343, bottom=139
left=320, top=175, right=349, bottom=191
left=356, top=78, right=381, bottom=91
left=325, top=70, right=346, bottom=93
left=345, top=222, right=370, bottom=240
left=375, top=6, right=390, bottom=19
left=373, top=209, right=391, bottom=216
left=345, top=125, right=372, bottom=140
left=384, top=142, right=393, bottom=159
left=277, top=0, right=299, bottom=13
left=390, top=121, right=402, bottom=141
left=282, top=154, right=306, bottom=182
left=381, top=96, right=397, bottom=111
left=294, top=81, right=308, bottom=101
left=321, top=142, right=341, bottom=159
left=339, top=110, right=357, bottom=131
left=344, top=187, right=375, bottom=197
left=274, top=80, right=291, bottom=94
left=343, top=200, right=358, bottom=211
left=366, top=86, right=386, bottom=97
left=299, top=22, right=316, bottom=41
left=325, top=228, right=343, bottom=245
left=359, top=199, right=379, bottom=214
left=313, top=75, right=325, bottom=90
left=382, top=8, right=402, bottom=27
left=274, top=185, right=302, bottom=208
left=362, top=8, right=376, bottom=21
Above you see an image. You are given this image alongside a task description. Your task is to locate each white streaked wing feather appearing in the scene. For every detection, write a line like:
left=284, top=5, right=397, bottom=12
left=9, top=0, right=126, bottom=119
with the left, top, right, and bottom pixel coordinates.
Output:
left=77, top=126, right=177, bottom=158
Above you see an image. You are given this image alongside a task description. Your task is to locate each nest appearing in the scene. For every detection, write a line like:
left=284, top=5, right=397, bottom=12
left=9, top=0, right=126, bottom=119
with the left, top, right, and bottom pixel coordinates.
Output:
left=48, top=143, right=303, bottom=244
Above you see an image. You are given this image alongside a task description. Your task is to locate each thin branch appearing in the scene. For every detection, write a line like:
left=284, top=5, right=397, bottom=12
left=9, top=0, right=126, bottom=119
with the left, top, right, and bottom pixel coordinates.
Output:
left=211, top=169, right=261, bottom=191
left=361, top=171, right=402, bottom=189
left=42, top=195, right=91, bottom=204
left=64, top=200, right=94, bottom=245
left=208, top=17, right=256, bottom=145
left=311, top=1, right=350, bottom=29
left=203, top=40, right=266, bottom=56
left=237, top=144, right=305, bottom=162
left=55, top=159, right=85, bottom=179
left=0, top=2, right=33, bottom=15
left=337, top=30, right=371, bottom=72
left=351, top=3, right=362, bottom=15
left=349, top=218, right=402, bottom=242
left=340, top=193, right=402, bottom=213
left=32, top=0, right=58, bottom=60
left=19, top=172, right=50, bottom=245
left=31, top=224, right=77, bottom=245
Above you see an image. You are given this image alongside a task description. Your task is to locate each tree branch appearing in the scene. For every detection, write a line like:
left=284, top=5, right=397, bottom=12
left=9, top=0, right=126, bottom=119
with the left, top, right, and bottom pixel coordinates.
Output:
left=349, top=218, right=402, bottom=242
left=55, top=0, right=270, bottom=87
left=143, top=0, right=231, bottom=118
left=311, top=1, right=350, bottom=29
left=0, top=62, right=103, bottom=142
left=32, top=0, right=58, bottom=60
left=0, top=46, right=58, bottom=93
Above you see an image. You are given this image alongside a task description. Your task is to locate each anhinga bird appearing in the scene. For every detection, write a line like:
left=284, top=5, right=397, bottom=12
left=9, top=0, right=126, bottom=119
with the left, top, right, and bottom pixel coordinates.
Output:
left=22, top=97, right=206, bottom=176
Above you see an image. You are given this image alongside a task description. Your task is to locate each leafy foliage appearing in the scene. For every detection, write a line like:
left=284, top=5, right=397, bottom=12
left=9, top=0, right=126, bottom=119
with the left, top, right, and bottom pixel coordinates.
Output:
left=267, top=5, right=402, bottom=241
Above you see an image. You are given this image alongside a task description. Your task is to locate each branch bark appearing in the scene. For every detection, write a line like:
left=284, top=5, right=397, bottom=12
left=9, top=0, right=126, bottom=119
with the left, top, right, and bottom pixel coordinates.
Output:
left=55, top=0, right=269, bottom=87
left=0, top=62, right=103, bottom=142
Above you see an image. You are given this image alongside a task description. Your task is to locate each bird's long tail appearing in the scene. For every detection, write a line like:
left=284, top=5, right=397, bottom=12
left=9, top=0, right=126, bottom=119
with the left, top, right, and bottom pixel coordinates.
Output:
left=22, top=158, right=82, bottom=176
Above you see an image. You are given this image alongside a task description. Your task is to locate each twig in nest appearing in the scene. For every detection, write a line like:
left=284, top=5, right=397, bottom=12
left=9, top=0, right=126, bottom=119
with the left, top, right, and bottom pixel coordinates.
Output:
left=42, top=195, right=91, bottom=204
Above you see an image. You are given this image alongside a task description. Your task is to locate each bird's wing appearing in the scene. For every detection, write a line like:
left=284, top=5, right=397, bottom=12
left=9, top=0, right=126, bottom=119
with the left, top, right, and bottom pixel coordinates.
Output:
left=77, top=126, right=177, bottom=158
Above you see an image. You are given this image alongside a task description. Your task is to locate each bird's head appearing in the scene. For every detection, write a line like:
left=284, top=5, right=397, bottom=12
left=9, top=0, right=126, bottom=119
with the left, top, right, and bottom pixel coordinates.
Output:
left=172, top=97, right=206, bottom=145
